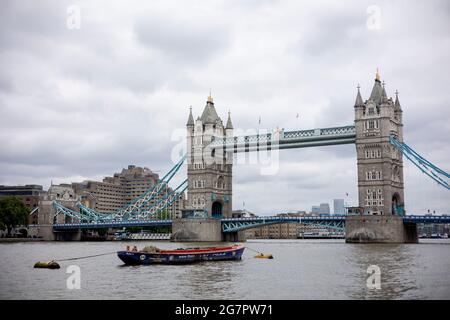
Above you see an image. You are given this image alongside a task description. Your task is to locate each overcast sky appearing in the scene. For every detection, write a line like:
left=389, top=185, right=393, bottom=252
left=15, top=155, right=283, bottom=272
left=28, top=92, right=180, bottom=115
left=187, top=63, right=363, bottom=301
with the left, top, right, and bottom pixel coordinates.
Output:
left=1, top=0, right=449, bottom=215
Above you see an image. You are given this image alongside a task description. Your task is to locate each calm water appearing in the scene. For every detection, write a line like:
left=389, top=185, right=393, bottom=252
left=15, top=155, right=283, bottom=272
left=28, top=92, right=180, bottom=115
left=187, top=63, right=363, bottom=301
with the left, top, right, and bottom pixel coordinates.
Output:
left=0, top=239, right=449, bottom=299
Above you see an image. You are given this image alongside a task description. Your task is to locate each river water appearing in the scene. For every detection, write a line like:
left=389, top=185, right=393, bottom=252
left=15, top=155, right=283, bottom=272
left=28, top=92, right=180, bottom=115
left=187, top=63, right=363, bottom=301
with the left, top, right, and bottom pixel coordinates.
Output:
left=0, top=239, right=449, bottom=299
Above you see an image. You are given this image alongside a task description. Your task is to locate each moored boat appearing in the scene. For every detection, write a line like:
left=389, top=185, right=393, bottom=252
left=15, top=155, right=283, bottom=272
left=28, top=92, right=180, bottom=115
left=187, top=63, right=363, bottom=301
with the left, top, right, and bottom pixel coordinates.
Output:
left=117, top=244, right=245, bottom=265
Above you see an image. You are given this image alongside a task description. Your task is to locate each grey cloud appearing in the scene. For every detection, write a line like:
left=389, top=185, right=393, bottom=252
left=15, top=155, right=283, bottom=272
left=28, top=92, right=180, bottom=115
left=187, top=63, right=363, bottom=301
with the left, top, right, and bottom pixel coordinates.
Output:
left=0, top=0, right=449, bottom=214
left=134, top=15, right=230, bottom=66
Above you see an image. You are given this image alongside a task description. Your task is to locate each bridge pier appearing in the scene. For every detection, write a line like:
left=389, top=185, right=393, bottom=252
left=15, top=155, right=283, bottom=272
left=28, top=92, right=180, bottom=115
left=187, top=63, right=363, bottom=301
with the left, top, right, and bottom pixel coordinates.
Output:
left=345, top=215, right=418, bottom=243
left=28, top=225, right=55, bottom=240
left=171, top=219, right=246, bottom=242
left=54, top=230, right=82, bottom=241
left=171, top=218, right=223, bottom=242
left=222, top=231, right=246, bottom=242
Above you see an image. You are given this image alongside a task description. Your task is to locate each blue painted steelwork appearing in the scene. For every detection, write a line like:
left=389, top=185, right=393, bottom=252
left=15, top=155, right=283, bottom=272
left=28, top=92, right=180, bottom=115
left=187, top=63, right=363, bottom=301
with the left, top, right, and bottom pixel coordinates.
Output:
left=52, top=201, right=87, bottom=222
left=76, top=202, right=112, bottom=221
left=390, top=136, right=449, bottom=190
left=53, top=179, right=187, bottom=223
left=114, top=155, right=186, bottom=220
left=53, top=219, right=173, bottom=231
left=51, top=214, right=450, bottom=231
left=220, top=215, right=348, bottom=232
left=52, top=156, right=187, bottom=224
left=135, top=179, right=188, bottom=220
left=209, top=125, right=356, bottom=152
left=403, top=215, right=450, bottom=224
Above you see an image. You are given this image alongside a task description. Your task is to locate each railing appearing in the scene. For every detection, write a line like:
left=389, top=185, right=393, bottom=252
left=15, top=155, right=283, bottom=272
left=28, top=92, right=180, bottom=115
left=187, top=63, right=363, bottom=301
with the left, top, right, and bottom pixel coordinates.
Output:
left=209, top=125, right=356, bottom=149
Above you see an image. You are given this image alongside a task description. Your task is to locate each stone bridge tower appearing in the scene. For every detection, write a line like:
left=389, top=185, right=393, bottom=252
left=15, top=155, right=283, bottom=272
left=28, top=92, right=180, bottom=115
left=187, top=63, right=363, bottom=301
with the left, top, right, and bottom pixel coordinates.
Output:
left=186, top=95, right=233, bottom=218
left=354, top=70, right=405, bottom=216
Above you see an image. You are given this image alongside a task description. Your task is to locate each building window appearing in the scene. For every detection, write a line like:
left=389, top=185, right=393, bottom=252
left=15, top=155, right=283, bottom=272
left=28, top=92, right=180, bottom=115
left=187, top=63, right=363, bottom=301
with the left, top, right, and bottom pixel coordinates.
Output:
left=365, top=148, right=381, bottom=159
left=365, top=188, right=384, bottom=207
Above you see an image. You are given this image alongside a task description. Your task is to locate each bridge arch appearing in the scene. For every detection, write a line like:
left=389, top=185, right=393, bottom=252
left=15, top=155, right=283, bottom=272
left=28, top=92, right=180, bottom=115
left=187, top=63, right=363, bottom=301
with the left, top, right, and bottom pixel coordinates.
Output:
left=392, top=192, right=403, bottom=216
left=212, top=201, right=223, bottom=218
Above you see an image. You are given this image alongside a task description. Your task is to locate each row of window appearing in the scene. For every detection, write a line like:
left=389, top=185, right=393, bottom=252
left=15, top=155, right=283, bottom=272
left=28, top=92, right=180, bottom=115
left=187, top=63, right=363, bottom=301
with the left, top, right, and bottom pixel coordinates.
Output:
left=194, top=137, right=203, bottom=145
left=366, top=170, right=382, bottom=181
left=192, top=196, right=206, bottom=208
left=364, top=120, right=379, bottom=130
left=365, top=189, right=384, bottom=206
left=193, top=163, right=206, bottom=170
left=193, top=180, right=206, bottom=189
left=365, top=149, right=382, bottom=158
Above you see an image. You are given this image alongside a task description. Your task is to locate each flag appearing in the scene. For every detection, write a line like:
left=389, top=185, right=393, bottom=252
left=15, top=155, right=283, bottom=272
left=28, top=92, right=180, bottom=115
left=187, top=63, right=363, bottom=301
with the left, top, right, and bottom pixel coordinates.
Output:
left=296, top=113, right=299, bottom=119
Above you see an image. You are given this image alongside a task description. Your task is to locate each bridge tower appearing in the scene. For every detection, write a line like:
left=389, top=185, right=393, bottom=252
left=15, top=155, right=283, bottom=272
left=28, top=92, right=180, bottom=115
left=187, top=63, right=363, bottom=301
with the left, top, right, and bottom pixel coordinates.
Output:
left=348, top=70, right=416, bottom=243
left=172, top=95, right=237, bottom=242
left=354, top=70, right=405, bottom=216
left=186, top=94, right=233, bottom=219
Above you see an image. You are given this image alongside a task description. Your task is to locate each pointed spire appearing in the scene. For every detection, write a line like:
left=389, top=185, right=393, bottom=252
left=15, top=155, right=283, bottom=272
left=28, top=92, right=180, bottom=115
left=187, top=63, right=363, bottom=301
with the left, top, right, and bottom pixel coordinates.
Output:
left=381, top=80, right=387, bottom=101
left=201, top=94, right=220, bottom=124
left=207, top=91, right=213, bottom=104
left=394, top=90, right=402, bottom=112
left=226, top=111, right=233, bottom=129
left=369, top=70, right=383, bottom=104
left=354, top=84, right=364, bottom=107
left=186, top=106, right=194, bottom=126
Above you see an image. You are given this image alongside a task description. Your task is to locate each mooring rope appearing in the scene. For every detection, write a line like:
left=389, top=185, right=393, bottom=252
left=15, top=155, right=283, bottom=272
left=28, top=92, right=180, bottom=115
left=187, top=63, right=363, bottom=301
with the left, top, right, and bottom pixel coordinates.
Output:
left=244, top=246, right=263, bottom=255
left=56, top=251, right=117, bottom=262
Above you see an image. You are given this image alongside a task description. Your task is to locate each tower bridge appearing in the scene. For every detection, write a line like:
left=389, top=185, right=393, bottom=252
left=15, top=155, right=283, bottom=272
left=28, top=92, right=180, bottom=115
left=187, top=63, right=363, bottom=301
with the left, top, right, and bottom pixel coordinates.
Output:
left=40, top=71, right=450, bottom=242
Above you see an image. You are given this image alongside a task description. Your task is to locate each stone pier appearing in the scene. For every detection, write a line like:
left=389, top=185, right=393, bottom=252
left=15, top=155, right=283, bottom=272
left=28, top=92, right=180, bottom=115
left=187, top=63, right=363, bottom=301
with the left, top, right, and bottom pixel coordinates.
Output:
left=345, top=215, right=418, bottom=243
left=171, top=218, right=246, bottom=242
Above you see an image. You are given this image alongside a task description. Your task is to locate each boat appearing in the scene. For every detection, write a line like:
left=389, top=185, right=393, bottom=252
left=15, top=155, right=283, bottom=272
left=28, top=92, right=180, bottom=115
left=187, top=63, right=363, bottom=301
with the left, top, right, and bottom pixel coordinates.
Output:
left=254, top=253, right=273, bottom=259
left=117, top=244, right=245, bottom=265
left=34, top=260, right=60, bottom=269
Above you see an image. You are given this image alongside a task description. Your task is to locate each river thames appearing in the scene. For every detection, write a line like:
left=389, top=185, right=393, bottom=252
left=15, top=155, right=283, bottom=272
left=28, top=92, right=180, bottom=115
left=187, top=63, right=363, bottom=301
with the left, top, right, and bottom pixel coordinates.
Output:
left=0, top=239, right=449, bottom=299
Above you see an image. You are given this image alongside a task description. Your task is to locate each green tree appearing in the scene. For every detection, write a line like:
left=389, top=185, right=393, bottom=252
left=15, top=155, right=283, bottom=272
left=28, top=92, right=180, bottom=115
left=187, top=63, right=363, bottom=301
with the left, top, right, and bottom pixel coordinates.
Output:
left=0, top=197, right=29, bottom=237
left=155, top=209, right=171, bottom=220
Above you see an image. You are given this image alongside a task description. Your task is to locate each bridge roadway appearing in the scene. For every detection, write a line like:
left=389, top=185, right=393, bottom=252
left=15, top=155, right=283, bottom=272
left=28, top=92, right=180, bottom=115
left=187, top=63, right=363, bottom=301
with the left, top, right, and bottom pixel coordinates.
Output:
left=209, top=125, right=356, bottom=152
left=52, top=214, right=450, bottom=232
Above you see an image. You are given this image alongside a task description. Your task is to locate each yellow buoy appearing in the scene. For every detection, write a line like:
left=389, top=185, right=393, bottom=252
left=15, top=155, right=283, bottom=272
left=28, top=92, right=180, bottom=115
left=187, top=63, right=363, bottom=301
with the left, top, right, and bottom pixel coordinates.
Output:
left=34, top=261, right=60, bottom=269
left=254, top=253, right=274, bottom=259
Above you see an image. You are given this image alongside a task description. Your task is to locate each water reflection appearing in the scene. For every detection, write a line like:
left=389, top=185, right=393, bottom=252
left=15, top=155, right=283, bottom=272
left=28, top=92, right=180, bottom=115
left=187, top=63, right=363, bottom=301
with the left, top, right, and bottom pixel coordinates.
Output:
left=1, top=240, right=448, bottom=299
left=175, top=261, right=241, bottom=299
left=346, top=244, right=421, bottom=299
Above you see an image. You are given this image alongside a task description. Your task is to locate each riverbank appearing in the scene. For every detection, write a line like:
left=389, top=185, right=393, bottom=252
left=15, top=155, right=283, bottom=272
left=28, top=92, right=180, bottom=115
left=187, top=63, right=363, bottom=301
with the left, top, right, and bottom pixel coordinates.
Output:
left=0, top=238, right=46, bottom=242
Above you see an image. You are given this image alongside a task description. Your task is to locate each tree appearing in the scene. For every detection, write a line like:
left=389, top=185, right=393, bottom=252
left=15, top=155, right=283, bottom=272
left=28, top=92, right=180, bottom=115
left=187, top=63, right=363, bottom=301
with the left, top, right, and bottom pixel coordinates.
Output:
left=155, top=209, right=171, bottom=220
left=0, top=197, right=29, bottom=237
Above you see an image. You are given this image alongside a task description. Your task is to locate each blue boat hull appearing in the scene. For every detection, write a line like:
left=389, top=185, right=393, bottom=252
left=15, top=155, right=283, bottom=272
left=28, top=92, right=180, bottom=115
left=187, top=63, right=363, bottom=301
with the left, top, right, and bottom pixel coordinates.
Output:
left=117, top=247, right=245, bottom=265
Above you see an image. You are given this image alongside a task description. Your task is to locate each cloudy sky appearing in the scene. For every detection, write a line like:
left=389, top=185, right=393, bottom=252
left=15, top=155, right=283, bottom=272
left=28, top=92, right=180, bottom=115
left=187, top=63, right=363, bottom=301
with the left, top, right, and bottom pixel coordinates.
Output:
left=1, top=0, right=449, bottom=215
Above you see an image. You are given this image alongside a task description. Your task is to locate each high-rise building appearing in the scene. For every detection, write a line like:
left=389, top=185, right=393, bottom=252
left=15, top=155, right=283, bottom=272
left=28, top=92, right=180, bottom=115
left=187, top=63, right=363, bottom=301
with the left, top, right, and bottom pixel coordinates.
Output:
left=311, top=205, right=320, bottom=214
left=319, top=203, right=330, bottom=215
left=333, top=199, right=346, bottom=215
